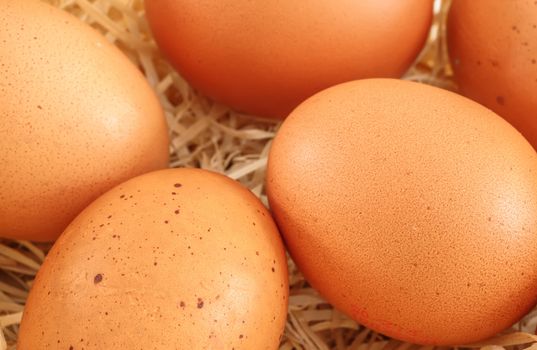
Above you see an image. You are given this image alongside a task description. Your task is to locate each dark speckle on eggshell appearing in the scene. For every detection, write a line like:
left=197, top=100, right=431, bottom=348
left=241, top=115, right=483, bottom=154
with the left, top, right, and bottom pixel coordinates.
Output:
left=93, top=274, right=103, bottom=284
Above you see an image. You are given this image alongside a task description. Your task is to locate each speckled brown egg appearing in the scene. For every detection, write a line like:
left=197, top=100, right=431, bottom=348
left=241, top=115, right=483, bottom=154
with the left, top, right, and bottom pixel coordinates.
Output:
left=448, top=0, right=537, bottom=149
left=18, top=168, right=288, bottom=349
left=145, top=0, right=433, bottom=119
left=0, top=0, right=169, bottom=241
left=266, top=79, right=537, bottom=345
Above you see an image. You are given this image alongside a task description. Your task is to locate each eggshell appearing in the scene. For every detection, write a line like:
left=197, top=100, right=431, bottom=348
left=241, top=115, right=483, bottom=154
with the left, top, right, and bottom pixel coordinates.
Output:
left=266, top=79, right=537, bottom=345
left=145, top=0, right=433, bottom=118
left=448, top=0, right=537, bottom=148
left=0, top=0, right=169, bottom=241
left=18, top=168, right=288, bottom=349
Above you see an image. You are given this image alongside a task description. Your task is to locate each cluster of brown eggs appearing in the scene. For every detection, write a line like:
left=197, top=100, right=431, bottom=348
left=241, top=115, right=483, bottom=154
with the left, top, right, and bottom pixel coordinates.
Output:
left=1, top=0, right=536, bottom=349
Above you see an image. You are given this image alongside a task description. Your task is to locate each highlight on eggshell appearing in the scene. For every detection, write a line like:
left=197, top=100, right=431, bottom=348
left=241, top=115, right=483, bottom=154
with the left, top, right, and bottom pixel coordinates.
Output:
left=145, top=0, right=434, bottom=118
left=17, top=168, right=289, bottom=349
left=266, top=78, right=537, bottom=345
left=0, top=0, right=170, bottom=241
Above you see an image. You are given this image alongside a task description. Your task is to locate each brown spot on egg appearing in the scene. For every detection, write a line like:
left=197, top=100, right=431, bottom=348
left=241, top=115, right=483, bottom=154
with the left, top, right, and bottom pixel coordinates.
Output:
left=94, top=274, right=103, bottom=284
left=174, top=183, right=182, bottom=188
left=197, top=298, right=204, bottom=309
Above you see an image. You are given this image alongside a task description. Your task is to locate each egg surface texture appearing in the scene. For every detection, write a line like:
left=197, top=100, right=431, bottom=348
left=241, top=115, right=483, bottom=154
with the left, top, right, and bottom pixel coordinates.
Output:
left=145, top=0, right=433, bottom=119
left=18, top=168, right=288, bottom=349
left=0, top=0, right=169, bottom=241
left=266, top=79, right=537, bottom=345
left=448, top=0, right=537, bottom=148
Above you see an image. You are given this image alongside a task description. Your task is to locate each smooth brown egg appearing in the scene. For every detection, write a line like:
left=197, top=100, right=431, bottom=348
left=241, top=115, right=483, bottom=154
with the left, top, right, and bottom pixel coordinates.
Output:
left=0, top=0, right=169, bottom=241
left=18, top=168, right=288, bottom=349
left=267, top=79, right=537, bottom=345
left=448, top=0, right=537, bottom=148
left=145, top=0, right=433, bottom=118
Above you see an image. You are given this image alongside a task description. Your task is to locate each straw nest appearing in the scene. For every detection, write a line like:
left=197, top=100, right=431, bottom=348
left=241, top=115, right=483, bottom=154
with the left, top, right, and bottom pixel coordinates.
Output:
left=1, top=0, right=537, bottom=349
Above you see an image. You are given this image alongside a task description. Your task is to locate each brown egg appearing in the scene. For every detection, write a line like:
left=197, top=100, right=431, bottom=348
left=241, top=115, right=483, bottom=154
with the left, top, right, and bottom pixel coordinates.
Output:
left=145, top=0, right=433, bottom=119
left=18, top=168, right=288, bottom=349
left=448, top=0, right=537, bottom=148
left=266, top=79, right=537, bottom=345
left=0, top=0, right=169, bottom=241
